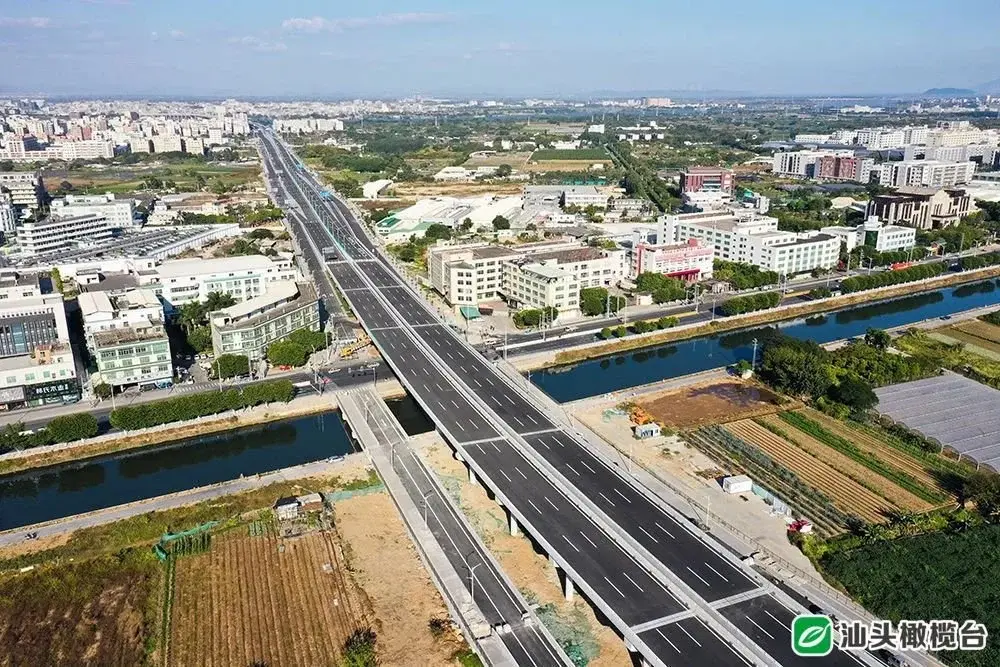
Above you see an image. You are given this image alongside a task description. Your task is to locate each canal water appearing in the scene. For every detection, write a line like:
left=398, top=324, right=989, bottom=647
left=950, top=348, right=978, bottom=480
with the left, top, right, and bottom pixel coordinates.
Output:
left=0, top=397, right=432, bottom=531
left=531, top=279, right=1000, bottom=403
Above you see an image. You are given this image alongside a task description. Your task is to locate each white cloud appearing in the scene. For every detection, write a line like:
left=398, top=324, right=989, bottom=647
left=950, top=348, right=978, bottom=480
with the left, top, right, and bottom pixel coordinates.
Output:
left=168, top=29, right=184, bottom=39
left=282, top=12, right=452, bottom=33
left=0, top=17, right=52, bottom=28
left=150, top=31, right=158, bottom=39
left=229, top=35, right=287, bottom=53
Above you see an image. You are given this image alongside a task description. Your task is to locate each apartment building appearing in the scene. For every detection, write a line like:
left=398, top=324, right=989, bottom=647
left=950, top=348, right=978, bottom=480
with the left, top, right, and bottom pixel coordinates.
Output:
left=79, top=288, right=171, bottom=390
left=661, top=210, right=840, bottom=275
left=57, top=139, right=115, bottom=160
left=155, top=255, right=296, bottom=312
left=17, top=214, right=114, bottom=256
left=151, top=135, right=184, bottom=153
left=50, top=193, right=136, bottom=229
left=876, top=160, right=976, bottom=188
left=815, top=155, right=875, bottom=183
left=0, top=171, right=44, bottom=211
left=680, top=166, right=734, bottom=194
left=772, top=149, right=855, bottom=177
left=0, top=194, right=16, bottom=236
left=428, top=244, right=523, bottom=306
left=0, top=272, right=78, bottom=408
left=503, top=261, right=580, bottom=317
left=210, top=282, right=320, bottom=361
left=562, top=186, right=610, bottom=209
left=630, top=238, right=715, bottom=282
left=866, top=187, right=972, bottom=230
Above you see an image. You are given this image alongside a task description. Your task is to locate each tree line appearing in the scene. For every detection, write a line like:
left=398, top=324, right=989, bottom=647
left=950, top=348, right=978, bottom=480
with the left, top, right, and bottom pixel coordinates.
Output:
left=840, top=262, right=945, bottom=293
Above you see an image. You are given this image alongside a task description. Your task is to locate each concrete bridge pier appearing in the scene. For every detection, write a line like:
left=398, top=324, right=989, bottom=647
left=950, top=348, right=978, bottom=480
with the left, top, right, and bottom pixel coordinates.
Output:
left=626, top=643, right=652, bottom=667
left=562, top=571, right=575, bottom=602
left=508, top=512, right=519, bottom=537
left=468, top=465, right=478, bottom=486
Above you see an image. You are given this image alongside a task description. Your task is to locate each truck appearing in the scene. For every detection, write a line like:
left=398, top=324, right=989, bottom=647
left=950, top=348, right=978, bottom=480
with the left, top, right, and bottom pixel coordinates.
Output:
left=890, top=261, right=913, bottom=271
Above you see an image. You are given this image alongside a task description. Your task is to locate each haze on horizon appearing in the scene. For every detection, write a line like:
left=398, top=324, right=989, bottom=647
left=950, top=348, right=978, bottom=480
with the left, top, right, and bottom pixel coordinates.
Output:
left=2, top=0, right=998, bottom=99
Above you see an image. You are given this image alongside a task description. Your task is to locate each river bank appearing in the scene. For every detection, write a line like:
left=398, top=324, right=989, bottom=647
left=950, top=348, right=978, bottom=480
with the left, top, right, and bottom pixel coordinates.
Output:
left=0, top=380, right=405, bottom=478
left=513, top=266, right=1000, bottom=371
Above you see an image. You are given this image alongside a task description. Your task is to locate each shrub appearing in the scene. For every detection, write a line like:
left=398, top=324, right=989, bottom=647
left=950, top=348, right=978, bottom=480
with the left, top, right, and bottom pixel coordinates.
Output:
left=46, top=413, right=99, bottom=443
left=720, top=291, right=781, bottom=316
left=212, top=354, right=249, bottom=379
left=341, top=627, right=378, bottom=667
left=599, top=327, right=613, bottom=339
left=840, top=262, right=945, bottom=293
left=657, top=315, right=679, bottom=329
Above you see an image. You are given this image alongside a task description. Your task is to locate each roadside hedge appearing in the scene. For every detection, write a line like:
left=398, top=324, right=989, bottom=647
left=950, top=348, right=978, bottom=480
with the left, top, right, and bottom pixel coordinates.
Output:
left=109, top=380, right=296, bottom=431
left=959, top=251, right=1000, bottom=271
left=840, top=263, right=944, bottom=293
left=719, top=291, right=780, bottom=316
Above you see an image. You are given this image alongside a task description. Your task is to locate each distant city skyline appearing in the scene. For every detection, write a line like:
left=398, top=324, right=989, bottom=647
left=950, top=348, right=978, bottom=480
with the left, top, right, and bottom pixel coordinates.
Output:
left=1, top=0, right=998, bottom=98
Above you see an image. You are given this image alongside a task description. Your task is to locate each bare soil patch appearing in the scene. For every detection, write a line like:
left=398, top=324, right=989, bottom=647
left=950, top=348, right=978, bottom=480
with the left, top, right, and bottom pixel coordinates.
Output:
left=391, top=182, right=524, bottom=198
left=641, top=380, right=786, bottom=429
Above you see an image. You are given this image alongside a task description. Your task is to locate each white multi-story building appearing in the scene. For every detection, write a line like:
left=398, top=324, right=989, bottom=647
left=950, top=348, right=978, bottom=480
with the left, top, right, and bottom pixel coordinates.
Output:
left=428, top=241, right=626, bottom=313
left=210, top=282, right=321, bottom=361
left=50, top=193, right=136, bottom=229
left=772, top=149, right=854, bottom=177
left=151, top=135, right=184, bottom=153
left=793, top=133, right=833, bottom=144
left=822, top=217, right=916, bottom=254
left=17, top=214, right=114, bottom=256
left=856, top=128, right=906, bottom=150
left=876, top=160, right=976, bottom=188
left=56, top=139, right=115, bottom=160
left=0, top=171, right=43, bottom=211
left=155, top=255, right=296, bottom=312
left=562, top=186, right=609, bottom=209
left=273, top=118, right=344, bottom=134
left=0, top=193, right=16, bottom=236
left=661, top=210, right=840, bottom=275
left=503, top=261, right=580, bottom=317
left=78, top=288, right=165, bottom=342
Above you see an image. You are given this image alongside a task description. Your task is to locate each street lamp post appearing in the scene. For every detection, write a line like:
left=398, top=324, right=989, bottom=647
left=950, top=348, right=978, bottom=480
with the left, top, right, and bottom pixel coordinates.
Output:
left=422, top=489, right=434, bottom=525
left=469, top=561, right=481, bottom=600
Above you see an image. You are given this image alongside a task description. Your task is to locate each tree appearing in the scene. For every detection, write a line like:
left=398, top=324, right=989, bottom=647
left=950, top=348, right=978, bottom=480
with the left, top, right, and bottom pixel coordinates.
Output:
left=759, top=337, right=832, bottom=398
left=204, top=292, right=237, bottom=312
left=423, top=223, right=452, bottom=242
left=964, top=472, right=1000, bottom=521
left=50, top=267, right=64, bottom=294
left=267, top=340, right=310, bottom=367
left=212, top=354, right=250, bottom=379
left=828, top=376, right=878, bottom=413
left=460, top=217, right=473, bottom=232
left=93, top=382, right=112, bottom=400
left=287, top=328, right=328, bottom=351
left=599, top=327, right=613, bottom=339
left=248, top=228, right=274, bottom=240
left=491, top=215, right=510, bottom=231
left=45, top=413, right=98, bottom=443
left=0, top=160, right=13, bottom=172
left=495, top=163, right=512, bottom=177
left=864, top=328, right=892, bottom=351
left=579, top=287, right=610, bottom=317
left=187, top=325, right=213, bottom=353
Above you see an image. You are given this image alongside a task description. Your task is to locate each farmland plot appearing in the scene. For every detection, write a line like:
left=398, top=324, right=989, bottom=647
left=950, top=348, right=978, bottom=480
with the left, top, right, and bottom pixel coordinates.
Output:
left=724, top=420, right=892, bottom=523
left=170, top=529, right=371, bottom=667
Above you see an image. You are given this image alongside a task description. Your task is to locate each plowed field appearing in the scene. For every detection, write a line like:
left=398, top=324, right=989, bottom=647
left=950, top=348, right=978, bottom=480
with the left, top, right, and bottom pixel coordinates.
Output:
left=725, top=420, right=891, bottom=523
left=169, top=529, right=371, bottom=667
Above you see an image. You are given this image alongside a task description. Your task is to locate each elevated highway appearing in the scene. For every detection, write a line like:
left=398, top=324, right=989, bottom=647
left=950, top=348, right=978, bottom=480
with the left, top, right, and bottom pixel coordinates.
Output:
left=257, top=128, right=880, bottom=667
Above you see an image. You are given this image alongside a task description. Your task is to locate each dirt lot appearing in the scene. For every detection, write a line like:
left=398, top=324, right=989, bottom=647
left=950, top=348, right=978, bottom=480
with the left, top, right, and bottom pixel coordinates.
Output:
left=0, top=551, right=158, bottom=667
left=417, top=436, right=630, bottom=667
left=391, top=181, right=525, bottom=198
left=463, top=151, right=532, bottom=168
left=524, top=160, right=610, bottom=172
left=641, top=380, right=787, bottom=429
left=937, top=321, right=1000, bottom=357
left=336, top=490, right=464, bottom=666
left=169, top=528, right=371, bottom=667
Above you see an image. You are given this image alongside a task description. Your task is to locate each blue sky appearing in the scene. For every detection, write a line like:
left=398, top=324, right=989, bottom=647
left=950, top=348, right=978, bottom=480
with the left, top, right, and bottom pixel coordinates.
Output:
left=2, top=0, right=999, bottom=98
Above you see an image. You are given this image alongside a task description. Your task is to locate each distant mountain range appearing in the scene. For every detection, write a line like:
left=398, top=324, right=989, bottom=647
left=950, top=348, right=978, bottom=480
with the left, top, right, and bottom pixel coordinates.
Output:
left=976, top=78, right=1000, bottom=95
left=923, top=87, right=977, bottom=97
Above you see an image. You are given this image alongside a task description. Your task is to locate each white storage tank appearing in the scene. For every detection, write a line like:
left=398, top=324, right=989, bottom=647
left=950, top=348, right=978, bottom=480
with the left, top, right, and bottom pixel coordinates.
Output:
left=722, top=474, right=753, bottom=495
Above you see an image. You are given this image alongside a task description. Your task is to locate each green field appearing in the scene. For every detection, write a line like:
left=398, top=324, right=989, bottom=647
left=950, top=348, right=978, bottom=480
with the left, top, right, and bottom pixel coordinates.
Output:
left=530, top=148, right=609, bottom=162
left=822, top=525, right=1000, bottom=667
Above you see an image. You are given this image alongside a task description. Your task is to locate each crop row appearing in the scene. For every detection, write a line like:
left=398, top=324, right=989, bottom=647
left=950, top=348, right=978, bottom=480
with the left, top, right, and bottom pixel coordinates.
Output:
left=775, top=411, right=947, bottom=505
left=690, top=425, right=849, bottom=533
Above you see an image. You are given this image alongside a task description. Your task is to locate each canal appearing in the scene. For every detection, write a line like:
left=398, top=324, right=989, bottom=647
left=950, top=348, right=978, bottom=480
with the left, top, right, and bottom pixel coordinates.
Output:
left=0, top=397, right=433, bottom=531
left=532, top=279, right=1000, bottom=403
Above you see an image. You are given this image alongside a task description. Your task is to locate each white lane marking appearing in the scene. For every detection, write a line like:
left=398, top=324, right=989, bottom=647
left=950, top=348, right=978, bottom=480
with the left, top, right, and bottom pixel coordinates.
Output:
left=686, top=566, right=711, bottom=588
left=499, top=470, right=512, bottom=482
left=678, top=623, right=702, bottom=647
left=603, top=576, right=626, bottom=598
left=579, top=531, right=598, bottom=549
left=598, top=492, right=616, bottom=507
left=638, top=526, right=659, bottom=543
left=504, top=394, right=515, bottom=405
left=745, top=616, right=775, bottom=640
left=437, top=401, right=448, bottom=412
left=491, top=441, right=501, bottom=453
left=526, top=499, right=542, bottom=514
left=446, top=352, right=455, bottom=360
left=536, top=439, right=550, bottom=450
left=579, top=460, right=596, bottom=474
left=704, top=562, right=731, bottom=582
left=451, top=400, right=461, bottom=410
left=622, top=572, right=645, bottom=593
left=562, top=535, right=580, bottom=552
left=613, top=487, right=632, bottom=503
left=471, top=379, right=482, bottom=388
left=655, top=629, right=681, bottom=653
left=763, top=610, right=783, bottom=626
left=422, top=367, right=430, bottom=376
left=510, top=415, right=524, bottom=427
left=565, top=463, right=580, bottom=476
left=654, top=522, right=676, bottom=539
left=513, top=466, right=528, bottom=479
left=455, top=421, right=465, bottom=432
left=543, top=496, right=559, bottom=511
